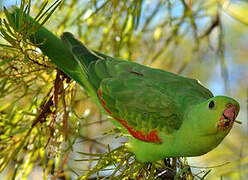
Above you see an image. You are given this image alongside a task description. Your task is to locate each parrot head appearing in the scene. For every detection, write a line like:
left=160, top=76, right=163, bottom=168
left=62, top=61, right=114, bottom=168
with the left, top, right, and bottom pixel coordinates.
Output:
left=163, top=96, right=241, bottom=158
left=188, top=96, right=240, bottom=136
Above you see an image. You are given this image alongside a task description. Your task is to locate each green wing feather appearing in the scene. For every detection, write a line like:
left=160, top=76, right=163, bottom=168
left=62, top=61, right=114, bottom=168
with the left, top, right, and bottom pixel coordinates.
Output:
left=99, top=61, right=181, bottom=134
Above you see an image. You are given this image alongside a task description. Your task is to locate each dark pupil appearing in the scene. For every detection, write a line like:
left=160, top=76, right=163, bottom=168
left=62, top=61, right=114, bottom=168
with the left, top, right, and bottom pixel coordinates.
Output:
left=209, top=100, right=215, bottom=109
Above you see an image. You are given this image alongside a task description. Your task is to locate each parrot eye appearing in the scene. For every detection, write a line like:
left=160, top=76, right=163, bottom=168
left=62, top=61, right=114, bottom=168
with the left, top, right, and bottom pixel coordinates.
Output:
left=208, top=100, right=215, bottom=109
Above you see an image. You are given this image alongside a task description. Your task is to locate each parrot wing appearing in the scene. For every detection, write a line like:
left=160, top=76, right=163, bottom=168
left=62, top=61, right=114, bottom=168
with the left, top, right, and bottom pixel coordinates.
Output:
left=98, top=63, right=182, bottom=143
left=72, top=48, right=183, bottom=143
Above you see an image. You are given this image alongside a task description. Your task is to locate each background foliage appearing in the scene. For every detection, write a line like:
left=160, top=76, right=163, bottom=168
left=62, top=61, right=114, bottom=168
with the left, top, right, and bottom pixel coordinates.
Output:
left=0, top=0, right=247, bottom=179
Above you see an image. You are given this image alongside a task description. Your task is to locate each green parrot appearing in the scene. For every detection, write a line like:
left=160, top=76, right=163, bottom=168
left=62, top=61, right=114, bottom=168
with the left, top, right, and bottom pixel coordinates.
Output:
left=10, top=9, right=240, bottom=162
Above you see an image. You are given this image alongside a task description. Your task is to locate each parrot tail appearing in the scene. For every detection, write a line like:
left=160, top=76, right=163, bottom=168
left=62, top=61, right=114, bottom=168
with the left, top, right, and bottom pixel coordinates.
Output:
left=10, top=8, right=104, bottom=104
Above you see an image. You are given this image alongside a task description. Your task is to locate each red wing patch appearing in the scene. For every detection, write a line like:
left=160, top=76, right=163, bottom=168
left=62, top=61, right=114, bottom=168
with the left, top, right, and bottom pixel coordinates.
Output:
left=98, top=89, right=162, bottom=143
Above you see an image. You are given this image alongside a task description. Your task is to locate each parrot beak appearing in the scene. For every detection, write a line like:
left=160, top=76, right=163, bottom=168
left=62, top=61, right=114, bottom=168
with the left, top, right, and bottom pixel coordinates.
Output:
left=219, top=104, right=239, bottom=129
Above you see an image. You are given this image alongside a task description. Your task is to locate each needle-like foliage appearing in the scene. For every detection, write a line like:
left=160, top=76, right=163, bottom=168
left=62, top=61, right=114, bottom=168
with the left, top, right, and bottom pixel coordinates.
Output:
left=0, top=0, right=247, bottom=179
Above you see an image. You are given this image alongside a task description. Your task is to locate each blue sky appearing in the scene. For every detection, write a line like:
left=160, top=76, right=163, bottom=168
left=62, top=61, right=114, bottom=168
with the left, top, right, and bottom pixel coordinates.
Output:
left=2, top=0, right=20, bottom=8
